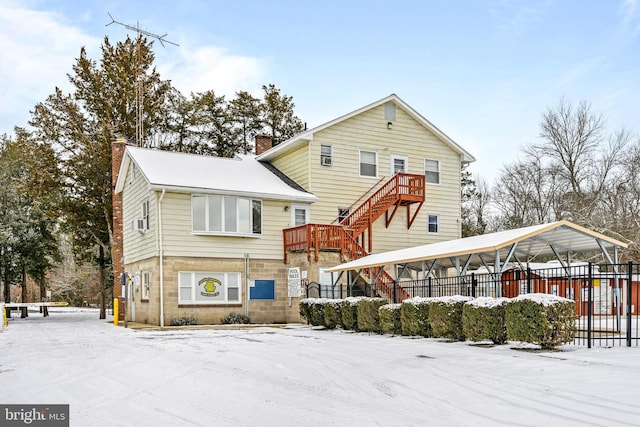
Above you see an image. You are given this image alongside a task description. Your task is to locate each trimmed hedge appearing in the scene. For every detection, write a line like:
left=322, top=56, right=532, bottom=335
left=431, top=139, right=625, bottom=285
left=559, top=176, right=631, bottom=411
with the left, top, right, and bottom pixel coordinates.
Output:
left=400, top=297, right=433, bottom=337
left=429, top=296, right=474, bottom=341
left=323, top=300, right=342, bottom=329
left=462, top=297, right=509, bottom=344
left=505, top=293, right=577, bottom=349
left=356, top=297, right=387, bottom=333
left=299, top=298, right=326, bottom=326
left=379, top=304, right=402, bottom=335
left=341, top=297, right=363, bottom=331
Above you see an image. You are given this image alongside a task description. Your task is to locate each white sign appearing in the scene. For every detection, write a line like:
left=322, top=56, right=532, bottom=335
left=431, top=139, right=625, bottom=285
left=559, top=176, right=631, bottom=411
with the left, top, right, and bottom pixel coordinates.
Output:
left=288, top=267, right=302, bottom=298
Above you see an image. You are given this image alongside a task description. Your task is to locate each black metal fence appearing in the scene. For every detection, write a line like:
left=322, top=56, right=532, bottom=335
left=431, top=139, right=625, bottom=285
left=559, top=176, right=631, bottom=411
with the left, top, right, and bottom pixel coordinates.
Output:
left=306, top=262, right=640, bottom=347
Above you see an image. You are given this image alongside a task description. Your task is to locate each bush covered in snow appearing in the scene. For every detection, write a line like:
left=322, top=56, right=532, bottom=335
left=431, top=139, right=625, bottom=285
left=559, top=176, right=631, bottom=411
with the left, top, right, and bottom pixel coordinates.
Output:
left=170, top=316, right=197, bottom=326
left=462, top=297, right=509, bottom=344
left=299, top=298, right=326, bottom=326
left=340, top=297, right=363, bottom=331
left=505, top=294, right=577, bottom=349
left=379, top=304, right=402, bottom=335
left=222, top=312, right=250, bottom=324
left=356, top=297, right=387, bottom=333
left=429, top=296, right=474, bottom=341
left=400, top=297, right=433, bottom=337
left=323, top=300, right=343, bottom=329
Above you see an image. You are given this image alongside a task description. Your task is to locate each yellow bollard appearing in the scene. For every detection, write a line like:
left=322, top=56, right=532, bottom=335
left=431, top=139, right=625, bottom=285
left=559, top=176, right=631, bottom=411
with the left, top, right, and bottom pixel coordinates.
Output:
left=2, top=304, right=7, bottom=328
left=113, top=298, right=119, bottom=326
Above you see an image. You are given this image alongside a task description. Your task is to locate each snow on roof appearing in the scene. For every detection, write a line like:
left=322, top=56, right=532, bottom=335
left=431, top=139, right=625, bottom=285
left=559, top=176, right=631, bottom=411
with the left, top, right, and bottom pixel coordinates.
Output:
left=117, top=146, right=317, bottom=202
left=326, top=221, right=627, bottom=273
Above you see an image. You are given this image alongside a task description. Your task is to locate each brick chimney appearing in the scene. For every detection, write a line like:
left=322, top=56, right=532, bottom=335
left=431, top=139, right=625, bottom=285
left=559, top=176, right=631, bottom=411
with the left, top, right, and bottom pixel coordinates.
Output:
left=255, top=134, right=273, bottom=155
left=111, top=136, right=128, bottom=302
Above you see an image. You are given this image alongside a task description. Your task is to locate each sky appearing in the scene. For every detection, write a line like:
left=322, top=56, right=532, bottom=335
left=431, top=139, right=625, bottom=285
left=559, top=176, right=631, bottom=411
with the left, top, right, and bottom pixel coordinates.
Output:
left=1, top=308, right=640, bottom=426
left=1, top=0, right=639, bottom=183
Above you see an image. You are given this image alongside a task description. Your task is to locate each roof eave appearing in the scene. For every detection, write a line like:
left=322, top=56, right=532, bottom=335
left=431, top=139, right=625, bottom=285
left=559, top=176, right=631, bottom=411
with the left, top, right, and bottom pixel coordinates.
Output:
left=147, top=184, right=317, bottom=203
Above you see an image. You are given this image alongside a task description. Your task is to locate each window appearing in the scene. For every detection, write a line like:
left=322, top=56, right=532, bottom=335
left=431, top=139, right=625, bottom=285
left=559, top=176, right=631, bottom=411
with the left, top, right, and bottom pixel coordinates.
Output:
left=425, top=159, right=440, bottom=184
left=141, top=199, right=150, bottom=230
left=428, top=214, right=439, bottom=233
left=320, top=145, right=332, bottom=166
left=291, top=204, right=309, bottom=227
left=360, top=150, right=377, bottom=177
left=192, top=195, right=262, bottom=235
left=133, top=200, right=150, bottom=231
left=178, top=272, right=241, bottom=304
left=338, top=207, right=350, bottom=224
left=391, top=155, right=408, bottom=175
left=141, top=271, right=150, bottom=300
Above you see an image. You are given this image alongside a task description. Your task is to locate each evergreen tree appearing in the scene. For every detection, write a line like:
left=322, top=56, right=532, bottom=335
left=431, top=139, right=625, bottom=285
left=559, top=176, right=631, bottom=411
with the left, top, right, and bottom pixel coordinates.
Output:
left=261, top=84, right=304, bottom=147
left=229, top=91, right=262, bottom=154
left=29, top=36, right=172, bottom=318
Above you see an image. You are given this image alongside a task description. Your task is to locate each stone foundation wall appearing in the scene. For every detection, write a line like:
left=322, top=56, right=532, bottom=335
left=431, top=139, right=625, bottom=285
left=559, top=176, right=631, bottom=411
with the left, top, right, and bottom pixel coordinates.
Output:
left=123, top=252, right=342, bottom=326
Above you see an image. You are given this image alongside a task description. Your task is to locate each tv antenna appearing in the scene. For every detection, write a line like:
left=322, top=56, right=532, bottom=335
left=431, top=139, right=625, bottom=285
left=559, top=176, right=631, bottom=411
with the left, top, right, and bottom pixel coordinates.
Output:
left=106, top=13, right=178, bottom=146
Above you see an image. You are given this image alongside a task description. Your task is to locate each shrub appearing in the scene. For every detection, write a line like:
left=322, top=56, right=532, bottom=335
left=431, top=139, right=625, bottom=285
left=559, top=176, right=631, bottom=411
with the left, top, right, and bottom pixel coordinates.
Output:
left=429, top=296, right=474, bottom=341
left=299, top=298, right=315, bottom=323
left=341, top=297, right=363, bottom=331
left=462, top=298, right=509, bottom=344
left=170, top=316, right=197, bottom=326
left=505, top=293, right=577, bottom=349
left=400, top=297, right=433, bottom=337
left=222, top=312, right=250, bottom=324
left=356, top=297, right=387, bottom=333
left=323, top=300, right=342, bottom=329
left=299, top=298, right=326, bottom=326
left=379, top=304, right=402, bottom=335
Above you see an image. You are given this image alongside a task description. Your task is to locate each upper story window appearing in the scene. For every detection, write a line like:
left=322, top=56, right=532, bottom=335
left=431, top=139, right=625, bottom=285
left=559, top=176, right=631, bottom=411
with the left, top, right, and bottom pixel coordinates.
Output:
left=428, top=214, right=439, bottom=233
left=425, top=159, right=440, bottom=184
left=360, top=150, right=377, bottom=177
left=132, top=200, right=150, bottom=232
left=320, top=145, right=332, bottom=166
left=192, top=195, right=262, bottom=235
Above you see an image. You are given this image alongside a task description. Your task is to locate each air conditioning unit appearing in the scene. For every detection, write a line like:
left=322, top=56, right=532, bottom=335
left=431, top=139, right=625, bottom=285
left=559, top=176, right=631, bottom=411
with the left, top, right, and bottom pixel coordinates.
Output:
left=132, top=218, right=146, bottom=232
left=321, top=157, right=332, bottom=166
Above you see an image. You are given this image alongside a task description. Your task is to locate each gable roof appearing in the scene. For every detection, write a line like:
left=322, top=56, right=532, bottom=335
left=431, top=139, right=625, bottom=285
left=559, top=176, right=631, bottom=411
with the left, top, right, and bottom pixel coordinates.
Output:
left=326, top=220, right=627, bottom=272
left=256, top=93, right=476, bottom=163
left=115, top=146, right=317, bottom=203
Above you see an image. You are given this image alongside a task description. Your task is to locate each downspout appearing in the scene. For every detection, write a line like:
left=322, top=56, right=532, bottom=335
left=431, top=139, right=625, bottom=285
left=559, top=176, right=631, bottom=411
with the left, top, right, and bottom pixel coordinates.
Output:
left=158, top=188, right=166, bottom=327
left=244, top=253, right=250, bottom=319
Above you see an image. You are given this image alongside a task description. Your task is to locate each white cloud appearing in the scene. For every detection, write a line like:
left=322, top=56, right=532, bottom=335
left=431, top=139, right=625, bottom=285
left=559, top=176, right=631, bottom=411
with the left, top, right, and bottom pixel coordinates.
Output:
left=0, top=2, right=98, bottom=134
left=158, top=44, right=267, bottom=99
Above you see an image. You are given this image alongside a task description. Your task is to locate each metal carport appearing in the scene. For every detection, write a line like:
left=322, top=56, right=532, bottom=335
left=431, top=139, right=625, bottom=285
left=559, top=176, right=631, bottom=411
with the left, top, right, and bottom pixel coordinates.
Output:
left=326, top=220, right=628, bottom=298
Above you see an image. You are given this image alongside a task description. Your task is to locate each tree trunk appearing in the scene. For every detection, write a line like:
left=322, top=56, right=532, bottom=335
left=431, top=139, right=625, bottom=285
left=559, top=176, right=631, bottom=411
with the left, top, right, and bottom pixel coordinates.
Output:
left=20, top=264, right=28, bottom=318
left=99, top=245, right=106, bottom=319
left=39, top=277, right=48, bottom=317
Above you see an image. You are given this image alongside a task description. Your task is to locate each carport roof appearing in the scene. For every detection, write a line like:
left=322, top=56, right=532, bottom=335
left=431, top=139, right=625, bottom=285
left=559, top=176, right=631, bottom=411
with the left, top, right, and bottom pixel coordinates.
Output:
left=326, top=220, right=627, bottom=272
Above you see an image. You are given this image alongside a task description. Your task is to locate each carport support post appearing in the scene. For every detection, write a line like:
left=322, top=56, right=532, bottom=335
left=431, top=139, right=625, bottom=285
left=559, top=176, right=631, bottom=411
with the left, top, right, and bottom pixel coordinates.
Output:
left=627, top=261, right=633, bottom=347
left=587, top=263, right=593, bottom=349
left=495, top=250, right=502, bottom=298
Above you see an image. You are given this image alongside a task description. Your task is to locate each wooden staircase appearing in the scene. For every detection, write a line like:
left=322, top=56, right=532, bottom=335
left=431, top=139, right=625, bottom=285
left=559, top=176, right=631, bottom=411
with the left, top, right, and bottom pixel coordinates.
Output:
left=283, top=172, right=425, bottom=302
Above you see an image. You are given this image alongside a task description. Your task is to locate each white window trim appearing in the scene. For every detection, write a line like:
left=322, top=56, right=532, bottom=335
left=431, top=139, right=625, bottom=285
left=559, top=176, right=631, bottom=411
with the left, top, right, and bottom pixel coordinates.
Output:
left=359, top=149, right=378, bottom=178
left=191, top=195, right=262, bottom=237
left=320, top=144, right=332, bottom=166
left=178, top=272, right=242, bottom=305
left=141, top=271, right=150, bottom=300
left=291, top=204, right=310, bottom=227
left=425, top=159, right=440, bottom=184
left=428, top=214, right=440, bottom=234
left=390, top=154, right=408, bottom=176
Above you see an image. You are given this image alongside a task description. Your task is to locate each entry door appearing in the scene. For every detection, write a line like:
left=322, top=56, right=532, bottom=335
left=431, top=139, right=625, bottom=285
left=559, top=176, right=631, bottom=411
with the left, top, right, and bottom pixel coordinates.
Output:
left=391, top=155, right=408, bottom=175
left=291, top=205, right=309, bottom=227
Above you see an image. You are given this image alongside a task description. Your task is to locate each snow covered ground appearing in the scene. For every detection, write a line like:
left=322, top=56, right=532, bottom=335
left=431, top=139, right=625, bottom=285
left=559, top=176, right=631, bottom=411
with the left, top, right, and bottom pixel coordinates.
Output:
left=1, top=309, right=639, bottom=427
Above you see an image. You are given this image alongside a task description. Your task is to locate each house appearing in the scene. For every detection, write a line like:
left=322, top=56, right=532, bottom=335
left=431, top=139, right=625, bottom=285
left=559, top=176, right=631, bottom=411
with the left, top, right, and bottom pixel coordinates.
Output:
left=112, top=94, right=475, bottom=325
